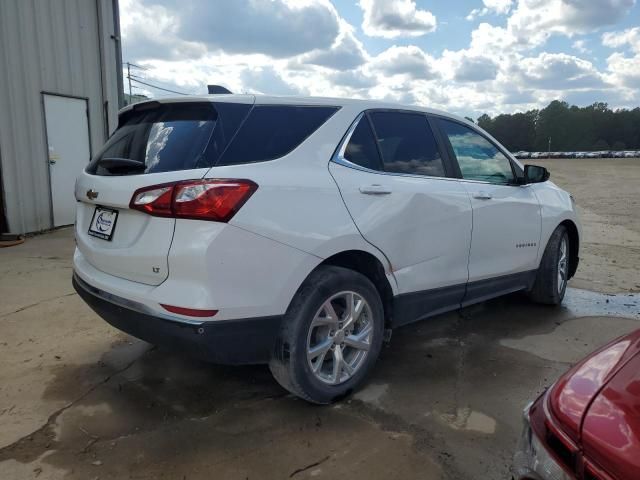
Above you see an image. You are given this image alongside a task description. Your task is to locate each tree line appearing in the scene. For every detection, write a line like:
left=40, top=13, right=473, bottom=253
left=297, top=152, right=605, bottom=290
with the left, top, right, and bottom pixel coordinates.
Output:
left=475, top=100, right=640, bottom=152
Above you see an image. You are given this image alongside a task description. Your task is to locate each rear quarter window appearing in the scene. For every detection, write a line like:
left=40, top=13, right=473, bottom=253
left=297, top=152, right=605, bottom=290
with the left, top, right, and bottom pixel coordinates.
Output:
left=217, top=105, right=339, bottom=165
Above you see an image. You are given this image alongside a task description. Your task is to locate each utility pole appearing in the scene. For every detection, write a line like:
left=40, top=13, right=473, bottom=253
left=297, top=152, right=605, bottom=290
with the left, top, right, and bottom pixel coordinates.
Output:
left=548, top=136, right=551, bottom=153
left=127, top=62, right=132, bottom=99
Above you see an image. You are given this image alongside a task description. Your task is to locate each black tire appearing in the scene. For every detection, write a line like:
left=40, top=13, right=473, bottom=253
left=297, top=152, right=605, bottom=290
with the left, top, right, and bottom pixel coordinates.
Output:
left=528, top=225, right=569, bottom=305
left=269, top=265, right=385, bottom=404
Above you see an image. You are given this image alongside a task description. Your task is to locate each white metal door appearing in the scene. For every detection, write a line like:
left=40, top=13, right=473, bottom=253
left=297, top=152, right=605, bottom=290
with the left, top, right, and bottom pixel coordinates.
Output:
left=44, top=94, right=91, bottom=227
left=462, top=182, right=541, bottom=280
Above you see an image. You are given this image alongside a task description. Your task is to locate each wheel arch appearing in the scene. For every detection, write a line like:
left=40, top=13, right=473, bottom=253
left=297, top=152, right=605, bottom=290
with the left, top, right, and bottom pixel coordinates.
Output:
left=559, top=219, right=580, bottom=279
left=315, top=250, right=395, bottom=328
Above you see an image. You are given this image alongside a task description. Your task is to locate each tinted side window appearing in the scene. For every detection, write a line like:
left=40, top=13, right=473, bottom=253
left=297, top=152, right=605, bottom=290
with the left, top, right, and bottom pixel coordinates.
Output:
left=343, top=117, right=382, bottom=170
left=437, top=119, right=514, bottom=184
left=369, top=112, right=445, bottom=177
left=218, top=105, right=338, bottom=165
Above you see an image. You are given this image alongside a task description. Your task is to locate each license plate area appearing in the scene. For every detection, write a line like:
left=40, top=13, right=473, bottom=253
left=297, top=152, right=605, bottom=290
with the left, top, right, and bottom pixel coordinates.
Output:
left=88, top=206, right=119, bottom=241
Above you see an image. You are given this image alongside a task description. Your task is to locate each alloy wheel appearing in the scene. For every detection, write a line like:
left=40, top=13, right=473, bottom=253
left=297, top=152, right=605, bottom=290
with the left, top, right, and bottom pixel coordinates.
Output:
left=306, top=291, right=374, bottom=385
left=558, top=237, right=568, bottom=294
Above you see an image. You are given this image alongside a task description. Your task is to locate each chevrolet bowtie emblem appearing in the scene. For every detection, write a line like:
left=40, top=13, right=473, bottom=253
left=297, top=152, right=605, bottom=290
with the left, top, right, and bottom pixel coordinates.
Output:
left=86, top=189, right=99, bottom=200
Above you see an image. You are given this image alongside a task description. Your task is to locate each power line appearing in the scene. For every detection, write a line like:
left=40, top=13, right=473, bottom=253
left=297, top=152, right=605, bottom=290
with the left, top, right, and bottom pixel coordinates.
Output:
left=122, top=62, right=148, bottom=70
left=124, top=60, right=189, bottom=98
left=129, top=77, right=189, bottom=96
left=129, top=73, right=186, bottom=92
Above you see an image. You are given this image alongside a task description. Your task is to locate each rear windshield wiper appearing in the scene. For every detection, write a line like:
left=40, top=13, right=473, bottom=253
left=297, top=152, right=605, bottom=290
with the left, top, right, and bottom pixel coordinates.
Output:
left=97, top=157, right=146, bottom=171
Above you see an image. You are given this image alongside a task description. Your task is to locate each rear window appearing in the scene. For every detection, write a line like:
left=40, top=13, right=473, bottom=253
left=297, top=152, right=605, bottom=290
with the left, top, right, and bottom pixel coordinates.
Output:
left=88, top=103, right=338, bottom=175
left=87, top=102, right=251, bottom=176
left=217, top=105, right=338, bottom=166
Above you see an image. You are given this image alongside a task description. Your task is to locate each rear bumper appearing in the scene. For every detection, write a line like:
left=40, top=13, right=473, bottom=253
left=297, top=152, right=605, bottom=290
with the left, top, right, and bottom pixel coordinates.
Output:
left=73, top=273, right=282, bottom=365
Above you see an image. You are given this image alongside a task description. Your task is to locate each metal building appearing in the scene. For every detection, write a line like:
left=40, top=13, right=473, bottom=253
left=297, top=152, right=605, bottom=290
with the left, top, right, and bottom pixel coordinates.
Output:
left=0, top=0, right=123, bottom=234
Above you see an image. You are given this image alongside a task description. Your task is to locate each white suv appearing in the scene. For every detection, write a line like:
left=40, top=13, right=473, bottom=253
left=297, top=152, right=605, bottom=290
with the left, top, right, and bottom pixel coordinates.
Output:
left=73, top=95, right=580, bottom=403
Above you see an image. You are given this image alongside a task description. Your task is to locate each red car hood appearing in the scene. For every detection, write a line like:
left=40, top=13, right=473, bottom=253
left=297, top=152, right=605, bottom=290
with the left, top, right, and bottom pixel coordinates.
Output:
left=548, top=329, right=640, bottom=441
left=547, top=329, right=640, bottom=477
left=581, top=353, right=640, bottom=478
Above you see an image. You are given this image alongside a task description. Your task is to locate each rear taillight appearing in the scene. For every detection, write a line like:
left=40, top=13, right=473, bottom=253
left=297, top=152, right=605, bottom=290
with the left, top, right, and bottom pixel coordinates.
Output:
left=130, top=179, right=257, bottom=222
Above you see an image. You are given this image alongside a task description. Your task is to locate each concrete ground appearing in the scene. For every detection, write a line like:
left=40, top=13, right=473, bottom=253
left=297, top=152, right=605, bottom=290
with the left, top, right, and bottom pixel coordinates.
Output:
left=1, top=158, right=639, bottom=479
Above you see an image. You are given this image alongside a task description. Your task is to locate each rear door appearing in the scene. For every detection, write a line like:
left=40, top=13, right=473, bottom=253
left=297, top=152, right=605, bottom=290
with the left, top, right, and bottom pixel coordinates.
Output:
left=329, top=110, right=472, bottom=322
left=434, top=117, right=541, bottom=299
left=75, top=98, right=254, bottom=285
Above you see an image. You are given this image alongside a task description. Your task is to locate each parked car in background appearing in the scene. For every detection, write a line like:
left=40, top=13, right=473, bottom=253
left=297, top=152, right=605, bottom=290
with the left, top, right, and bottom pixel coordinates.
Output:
left=624, top=151, right=638, bottom=158
left=514, top=151, right=531, bottom=159
left=612, top=151, right=626, bottom=158
left=73, top=95, right=581, bottom=404
left=514, top=329, right=640, bottom=480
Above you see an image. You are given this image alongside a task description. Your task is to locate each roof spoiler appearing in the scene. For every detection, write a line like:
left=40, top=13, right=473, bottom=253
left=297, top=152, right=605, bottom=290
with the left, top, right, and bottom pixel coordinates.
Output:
left=207, top=85, right=232, bottom=94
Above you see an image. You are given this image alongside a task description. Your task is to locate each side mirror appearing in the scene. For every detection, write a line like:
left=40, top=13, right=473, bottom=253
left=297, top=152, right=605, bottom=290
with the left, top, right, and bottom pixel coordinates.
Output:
left=524, top=165, right=550, bottom=184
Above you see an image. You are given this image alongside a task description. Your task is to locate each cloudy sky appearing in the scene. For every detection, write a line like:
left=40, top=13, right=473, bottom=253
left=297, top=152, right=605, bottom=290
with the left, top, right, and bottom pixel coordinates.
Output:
left=120, top=0, right=640, bottom=118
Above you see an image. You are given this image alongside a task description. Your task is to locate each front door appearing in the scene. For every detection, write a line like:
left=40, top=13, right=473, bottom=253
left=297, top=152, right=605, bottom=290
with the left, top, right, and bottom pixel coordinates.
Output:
left=329, top=110, right=473, bottom=323
left=434, top=117, right=541, bottom=300
left=43, top=94, right=91, bottom=227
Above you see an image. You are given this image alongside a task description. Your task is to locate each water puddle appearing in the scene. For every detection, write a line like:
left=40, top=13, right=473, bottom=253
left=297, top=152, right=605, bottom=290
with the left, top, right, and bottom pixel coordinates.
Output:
left=563, top=288, right=640, bottom=319
left=500, top=288, right=639, bottom=363
left=438, top=407, right=497, bottom=434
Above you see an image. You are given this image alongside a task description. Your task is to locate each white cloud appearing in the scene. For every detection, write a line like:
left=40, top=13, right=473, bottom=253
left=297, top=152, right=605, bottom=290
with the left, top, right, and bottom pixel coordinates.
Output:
left=467, top=0, right=513, bottom=20
left=440, top=50, right=500, bottom=82
left=240, top=67, right=305, bottom=95
left=602, top=27, right=640, bottom=89
left=119, top=0, right=206, bottom=61
left=122, top=0, right=342, bottom=60
left=572, top=39, right=590, bottom=54
left=602, top=26, right=640, bottom=52
left=514, top=52, right=605, bottom=89
left=329, top=69, right=377, bottom=89
left=469, top=23, right=518, bottom=53
left=368, top=45, right=438, bottom=80
left=297, top=23, right=368, bottom=70
left=605, top=52, right=640, bottom=88
left=119, top=0, right=639, bottom=119
left=506, top=0, right=636, bottom=48
left=359, top=0, right=436, bottom=38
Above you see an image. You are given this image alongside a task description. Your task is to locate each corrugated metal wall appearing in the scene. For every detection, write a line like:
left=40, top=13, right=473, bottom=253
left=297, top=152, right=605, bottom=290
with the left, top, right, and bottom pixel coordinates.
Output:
left=0, top=0, right=121, bottom=233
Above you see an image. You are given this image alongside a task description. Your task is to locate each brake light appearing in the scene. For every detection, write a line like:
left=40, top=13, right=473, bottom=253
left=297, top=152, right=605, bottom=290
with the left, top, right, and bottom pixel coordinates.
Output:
left=130, top=179, right=257, bottom=222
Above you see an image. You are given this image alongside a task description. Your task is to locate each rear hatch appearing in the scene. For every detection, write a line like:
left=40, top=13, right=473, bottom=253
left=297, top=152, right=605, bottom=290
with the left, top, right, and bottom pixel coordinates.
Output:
left=75, top=96, right=255, bottom=285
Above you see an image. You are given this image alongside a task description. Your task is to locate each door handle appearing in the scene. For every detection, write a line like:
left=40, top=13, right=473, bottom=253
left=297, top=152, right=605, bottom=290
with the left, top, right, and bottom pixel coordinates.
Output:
left=359, top=184, right=392, bottom=195
left=473, top=191, right=492, bottom=200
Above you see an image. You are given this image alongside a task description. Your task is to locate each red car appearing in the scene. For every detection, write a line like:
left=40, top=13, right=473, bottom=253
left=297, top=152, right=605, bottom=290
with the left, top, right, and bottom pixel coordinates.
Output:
left=514, top=329, right=640, bottom=480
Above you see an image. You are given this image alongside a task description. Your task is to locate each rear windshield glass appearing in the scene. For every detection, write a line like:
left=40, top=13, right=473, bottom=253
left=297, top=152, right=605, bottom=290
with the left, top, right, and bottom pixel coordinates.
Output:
left=87, top=102, right=251, bottom=175
left=88, top=103, right=338, bottom=175
left=217, top=105, right=338, bottom=165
